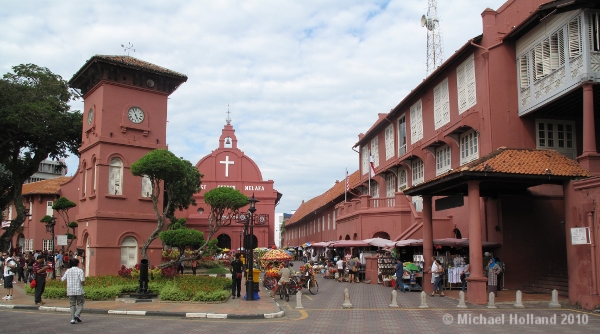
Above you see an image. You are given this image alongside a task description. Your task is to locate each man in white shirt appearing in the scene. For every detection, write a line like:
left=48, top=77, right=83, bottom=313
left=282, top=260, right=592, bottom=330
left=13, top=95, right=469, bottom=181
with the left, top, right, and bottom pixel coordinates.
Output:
left=336, top=258, right=344, bottom=282
left=2, top=253, right=17, bottom=300
left=61, top=258, right=85, bottom=324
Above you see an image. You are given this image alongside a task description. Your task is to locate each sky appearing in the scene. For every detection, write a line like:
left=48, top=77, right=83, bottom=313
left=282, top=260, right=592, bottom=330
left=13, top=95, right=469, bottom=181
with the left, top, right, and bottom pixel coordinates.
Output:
left=1, top=0, right=507, bottom=214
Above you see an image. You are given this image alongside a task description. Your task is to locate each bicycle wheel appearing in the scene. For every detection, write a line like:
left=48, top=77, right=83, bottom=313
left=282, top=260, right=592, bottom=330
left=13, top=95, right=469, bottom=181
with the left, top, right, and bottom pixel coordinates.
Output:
left=308, top=278, right=319, bottom=295
left=285, top=286, right=290, bottom=302
left=279, top=285, right=284, bottom=299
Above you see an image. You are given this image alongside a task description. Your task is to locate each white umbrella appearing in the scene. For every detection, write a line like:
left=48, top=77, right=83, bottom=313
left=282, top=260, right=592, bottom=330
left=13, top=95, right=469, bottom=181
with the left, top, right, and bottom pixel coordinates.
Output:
left=364, top=237, right=393, bottom=248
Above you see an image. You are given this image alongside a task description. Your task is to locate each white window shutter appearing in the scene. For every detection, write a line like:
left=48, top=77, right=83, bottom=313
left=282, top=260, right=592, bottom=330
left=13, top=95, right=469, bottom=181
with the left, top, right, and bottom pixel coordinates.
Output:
left=518, top=55, right=529, bottom=89
left=457, top=63, right=467, bottom=112
left=108, top=167, right=116, bottom=195
left=371, top=137, right=379, bottom=167
left=410, top=100, right=423, bottom=144
left=465, top=57, right=476, bottom=109
left=568, top=16, right=581, bottom=59
left=385, top=124, right=394, bottom=160
left=142, top=175, right=152, bottom=197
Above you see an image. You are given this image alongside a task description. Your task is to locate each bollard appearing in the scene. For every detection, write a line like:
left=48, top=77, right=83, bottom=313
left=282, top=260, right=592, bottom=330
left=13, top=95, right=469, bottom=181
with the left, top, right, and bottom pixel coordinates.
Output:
left=457, top=291, right=467, bottom=308
left=514, top=290, right=524, bottom=308
left=389, top=290, right=399, bottom=308
left=342, top=288, right=353, bottom=308
left=139, top=259, right=149, bottom=294
left=549, top=289, right=561, bottom=308
left=295, top=291, right=304, bottom=309
left=487, top=292, right=497, bottom=308
left=419, top=291, right=429, bottom=308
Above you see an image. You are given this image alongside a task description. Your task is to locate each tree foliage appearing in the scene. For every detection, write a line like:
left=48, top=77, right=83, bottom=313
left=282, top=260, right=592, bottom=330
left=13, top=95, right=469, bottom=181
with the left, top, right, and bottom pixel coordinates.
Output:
left=159, top=228, right=205, bottom=253
left=52, top=196, right=78, bottom=250
left=130, top=149, right=202, bottom=259
left=0, top=64, right=82, bottom=251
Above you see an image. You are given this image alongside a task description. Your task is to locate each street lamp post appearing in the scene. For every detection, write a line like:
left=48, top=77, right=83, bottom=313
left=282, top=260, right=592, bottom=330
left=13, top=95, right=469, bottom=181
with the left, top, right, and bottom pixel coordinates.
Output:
left=245, top=195, right=259, bottom=300
left=239, top=231, right=243, bottom=253
left=45, top=216, right=56, bottom=279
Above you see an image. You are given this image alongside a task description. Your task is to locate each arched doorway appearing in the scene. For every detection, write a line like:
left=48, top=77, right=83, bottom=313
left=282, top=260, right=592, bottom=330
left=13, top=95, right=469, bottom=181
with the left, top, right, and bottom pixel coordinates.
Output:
left=373, top=231, right=390, bottom=239
left=453, top=227, right=462, bottom=239
left=345, top=235, right=350, bottom=240
left=217, top=234, right=232, bottom=249
left=353, top=233, right=358, bottom=240
left=120, top=236, right=138, bottom=268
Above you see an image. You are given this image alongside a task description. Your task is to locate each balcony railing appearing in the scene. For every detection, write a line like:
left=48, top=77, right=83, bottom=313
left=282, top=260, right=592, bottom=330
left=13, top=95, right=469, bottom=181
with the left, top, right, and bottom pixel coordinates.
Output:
left=369, top=197, right=395, bottom=208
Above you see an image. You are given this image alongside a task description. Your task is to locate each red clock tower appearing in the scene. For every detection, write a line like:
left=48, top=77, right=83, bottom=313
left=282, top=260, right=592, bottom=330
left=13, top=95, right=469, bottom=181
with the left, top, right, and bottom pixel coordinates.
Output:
left=67, top=55, right=187, bottom=275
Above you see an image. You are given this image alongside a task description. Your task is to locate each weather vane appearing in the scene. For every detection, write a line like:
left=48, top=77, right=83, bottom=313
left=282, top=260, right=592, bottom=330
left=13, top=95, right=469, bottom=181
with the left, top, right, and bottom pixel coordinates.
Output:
left=226, top=104, right=231, bottom=125
left=121, top=42, right=135, bottom=56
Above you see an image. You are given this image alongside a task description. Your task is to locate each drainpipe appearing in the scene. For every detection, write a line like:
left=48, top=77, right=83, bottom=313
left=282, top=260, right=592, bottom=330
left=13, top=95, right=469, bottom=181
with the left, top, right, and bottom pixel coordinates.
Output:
left=588, top=210, right=598, bottom=295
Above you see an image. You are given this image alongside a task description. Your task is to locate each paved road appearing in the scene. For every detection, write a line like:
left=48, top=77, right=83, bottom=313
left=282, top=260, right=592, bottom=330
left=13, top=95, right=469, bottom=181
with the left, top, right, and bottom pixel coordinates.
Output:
left=2, top=265, right=599, bottom=333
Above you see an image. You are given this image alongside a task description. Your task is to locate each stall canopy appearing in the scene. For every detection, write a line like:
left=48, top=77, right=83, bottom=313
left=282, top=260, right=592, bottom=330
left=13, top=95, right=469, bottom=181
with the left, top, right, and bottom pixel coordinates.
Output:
left=332, top=240, right=369, bottom=247
left=312, top=241, right=334, bottom=247
left=388, top=238, right=501, bottom=248
left=363, top=237, right=393, bottom=248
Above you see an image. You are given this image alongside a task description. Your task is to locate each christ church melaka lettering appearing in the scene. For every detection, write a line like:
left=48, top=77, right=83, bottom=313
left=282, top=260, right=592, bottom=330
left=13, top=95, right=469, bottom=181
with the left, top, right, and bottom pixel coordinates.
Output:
left=244, top=186, right=264, bottom=191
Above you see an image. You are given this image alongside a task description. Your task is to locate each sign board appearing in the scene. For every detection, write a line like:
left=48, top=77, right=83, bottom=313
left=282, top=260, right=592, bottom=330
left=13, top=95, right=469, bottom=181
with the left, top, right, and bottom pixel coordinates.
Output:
left=413, top=255, right=424, bottom=263
left=435, top=194, right=464, bottom=211
left=571, top=227, right=591, bottom=245
left=56, top=235, right=68, bottom=246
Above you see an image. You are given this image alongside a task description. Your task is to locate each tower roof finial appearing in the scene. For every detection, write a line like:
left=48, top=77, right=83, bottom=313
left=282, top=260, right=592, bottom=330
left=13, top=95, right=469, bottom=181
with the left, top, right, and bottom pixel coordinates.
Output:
left=226, top=104, right=232, bottom=125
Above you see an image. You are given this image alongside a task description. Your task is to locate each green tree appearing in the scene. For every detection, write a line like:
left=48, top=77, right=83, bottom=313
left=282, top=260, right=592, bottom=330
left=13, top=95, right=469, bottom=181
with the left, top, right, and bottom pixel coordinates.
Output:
left=159, top=187, right=248, bottom=268
left=52, top=196, right=78, bottom=250
left=130, top=149, right=202, bottom=259
left=159, top=228, right=205, bottom=256
left=0, top=64, right=82, bottom=251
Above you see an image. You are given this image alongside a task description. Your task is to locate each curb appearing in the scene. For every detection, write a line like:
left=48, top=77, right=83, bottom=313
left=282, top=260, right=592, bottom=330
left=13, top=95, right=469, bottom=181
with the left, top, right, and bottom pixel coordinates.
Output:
left=0, top=302, right=285, bottom=320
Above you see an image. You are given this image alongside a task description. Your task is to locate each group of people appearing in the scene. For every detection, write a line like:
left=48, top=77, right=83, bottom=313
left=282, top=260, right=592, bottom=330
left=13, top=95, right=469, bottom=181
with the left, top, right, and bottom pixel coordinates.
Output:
left=333, top=256, right=361, bottom=283
left=426, top=254, right=502, bottom=297
left=2, top=250, right=86, bottom=325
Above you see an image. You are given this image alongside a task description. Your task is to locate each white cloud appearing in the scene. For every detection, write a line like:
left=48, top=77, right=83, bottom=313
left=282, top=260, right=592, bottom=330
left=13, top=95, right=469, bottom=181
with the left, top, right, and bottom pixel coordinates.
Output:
left=1, top=0, right=506, bottom=213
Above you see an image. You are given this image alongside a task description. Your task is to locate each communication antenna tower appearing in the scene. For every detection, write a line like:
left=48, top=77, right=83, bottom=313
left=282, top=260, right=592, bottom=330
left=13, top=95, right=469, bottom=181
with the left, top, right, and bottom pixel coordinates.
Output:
left=421, top=0, right=444, bottom=76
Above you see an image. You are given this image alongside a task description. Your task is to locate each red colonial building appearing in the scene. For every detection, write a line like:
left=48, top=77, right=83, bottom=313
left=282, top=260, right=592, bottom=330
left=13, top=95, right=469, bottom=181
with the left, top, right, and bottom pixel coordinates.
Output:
left=286, top=0, right=600, bottom=310
left=4, top=55, right=279, bottom=277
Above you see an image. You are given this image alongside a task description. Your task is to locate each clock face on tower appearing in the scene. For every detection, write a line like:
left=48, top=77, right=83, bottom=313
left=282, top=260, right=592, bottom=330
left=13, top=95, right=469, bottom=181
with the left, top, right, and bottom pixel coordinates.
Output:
left=127, top=107, right=145, bottom=124
left=87, top=108, right=94, bottom=124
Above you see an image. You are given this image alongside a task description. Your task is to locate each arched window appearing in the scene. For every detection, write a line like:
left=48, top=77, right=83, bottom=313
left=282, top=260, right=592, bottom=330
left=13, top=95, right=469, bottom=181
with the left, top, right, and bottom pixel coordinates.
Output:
left=108, top=158, right=123, bottom=195
left=92, top=157, right=97, bottom=194
left=398, top=168, right=408, bottom=191
left=120, top=237, right=138, bottom=268
left=141, top=175, right=152, bottom=197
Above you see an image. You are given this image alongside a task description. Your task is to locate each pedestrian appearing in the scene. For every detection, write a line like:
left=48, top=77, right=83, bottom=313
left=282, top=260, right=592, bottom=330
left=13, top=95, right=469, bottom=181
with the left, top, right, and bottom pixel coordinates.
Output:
left=61, top=258, right=85, bottom=324
left=336, top=257, right=344, bottom=282
left=347, top=257, right=357, bottom=283
left=25, top=252, right=34, bottom=283
left=3, top=252, right=18, bottom=300
left=230, top=253, right=243, bottom=299
left=32, top=255, right=50, bottom=305
left=17, top=253, right=25, bottom=283
left=429, top=257, right=445, bottom=297
left=178, top=254, right=184, bottom=275
left=55, top=250, right=63, bottom=277
left=191, top=258, right=198, bottom=275
left=460, top=260, right=470, bottom=292
left=487, top=257, right=502, bottom=297
left=393, top=258, right=406, bottom=293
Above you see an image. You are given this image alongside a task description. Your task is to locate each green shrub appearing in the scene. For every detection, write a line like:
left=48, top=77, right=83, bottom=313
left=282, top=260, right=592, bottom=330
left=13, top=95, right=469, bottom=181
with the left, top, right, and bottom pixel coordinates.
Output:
left=198, top=260, right=220, bottom=269
left=43, top=287, right=67, bottom=299
left=193, top=290, right=230, bottom=302
left=159, top=284, right=191, bottom=301
left=85, top=286, right=122, bottom=300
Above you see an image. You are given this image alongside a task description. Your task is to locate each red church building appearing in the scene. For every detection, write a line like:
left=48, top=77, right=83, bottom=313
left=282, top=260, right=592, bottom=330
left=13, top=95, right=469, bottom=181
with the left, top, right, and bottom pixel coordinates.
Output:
left=285, top=0, right=600, bottom=310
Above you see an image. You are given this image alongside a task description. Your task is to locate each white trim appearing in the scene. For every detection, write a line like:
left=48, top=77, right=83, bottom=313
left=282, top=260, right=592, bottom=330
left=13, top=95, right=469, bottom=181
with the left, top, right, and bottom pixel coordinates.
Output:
left=460, top=130, right=479, bottom=165
left=434, top=77, right=450, bottom=129
left=410, top=100, right=423, bottom=144
left=411, top=159, right=424, bottom=186
left=435, top=145, right=452, bottom=176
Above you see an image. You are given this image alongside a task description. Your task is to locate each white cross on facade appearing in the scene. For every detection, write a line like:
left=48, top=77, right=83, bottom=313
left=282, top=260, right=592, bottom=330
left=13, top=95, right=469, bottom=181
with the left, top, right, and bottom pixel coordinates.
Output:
left=219, top=155, right=235, bottom=177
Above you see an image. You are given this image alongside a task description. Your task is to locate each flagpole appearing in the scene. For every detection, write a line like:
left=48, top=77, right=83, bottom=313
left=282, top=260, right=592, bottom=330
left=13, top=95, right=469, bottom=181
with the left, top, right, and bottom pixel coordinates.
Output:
left=368, top=148, right=371, bottom=196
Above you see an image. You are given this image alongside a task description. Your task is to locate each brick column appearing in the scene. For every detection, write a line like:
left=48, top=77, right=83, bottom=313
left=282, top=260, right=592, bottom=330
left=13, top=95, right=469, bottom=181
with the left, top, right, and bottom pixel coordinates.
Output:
left=466, top=181, right=487, bottom=304
left=578, top=83, right=600, bottom=175
left=422, top=195, right=434, bottom=293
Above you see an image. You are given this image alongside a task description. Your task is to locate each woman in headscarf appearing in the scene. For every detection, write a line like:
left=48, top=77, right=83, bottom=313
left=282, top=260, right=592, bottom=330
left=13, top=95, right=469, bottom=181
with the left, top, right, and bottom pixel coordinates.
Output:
left=487, top=257, right=502, bottom=296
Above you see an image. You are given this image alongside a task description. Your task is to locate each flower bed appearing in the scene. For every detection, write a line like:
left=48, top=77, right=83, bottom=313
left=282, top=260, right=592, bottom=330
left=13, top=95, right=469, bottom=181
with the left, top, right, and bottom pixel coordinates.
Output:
left=25, top=274, right=231, bottom=302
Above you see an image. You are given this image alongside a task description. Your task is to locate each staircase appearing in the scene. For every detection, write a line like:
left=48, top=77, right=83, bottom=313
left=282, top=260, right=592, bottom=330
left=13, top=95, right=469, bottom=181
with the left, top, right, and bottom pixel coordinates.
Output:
left=522, top=267, right=568, bottom=297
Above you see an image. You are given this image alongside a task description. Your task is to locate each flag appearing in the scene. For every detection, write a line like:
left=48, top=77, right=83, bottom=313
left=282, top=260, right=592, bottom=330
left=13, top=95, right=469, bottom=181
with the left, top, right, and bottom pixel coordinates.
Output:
left=345, top=169, right=350, bottom=192
left=369, top=155, right=376, bottom=177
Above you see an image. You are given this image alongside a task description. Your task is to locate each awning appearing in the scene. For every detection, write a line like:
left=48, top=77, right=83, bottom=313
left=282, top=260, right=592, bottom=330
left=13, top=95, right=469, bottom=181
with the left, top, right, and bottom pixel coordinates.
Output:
left=389, top=238, right=501, bottom=248
left=312, top=241, right=334, bottom=247
left=333, top=240, right=369, bottom=247
left=363, top=237, right=393, bottom=248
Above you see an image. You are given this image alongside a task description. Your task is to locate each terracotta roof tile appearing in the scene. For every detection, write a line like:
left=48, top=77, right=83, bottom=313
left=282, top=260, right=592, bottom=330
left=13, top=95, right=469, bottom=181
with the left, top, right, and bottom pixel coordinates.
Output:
left=22, top=176, right=72, bottom=195
left=406, top=148, right=591, bottom=191
left=287, top=170, right=361, bottom=226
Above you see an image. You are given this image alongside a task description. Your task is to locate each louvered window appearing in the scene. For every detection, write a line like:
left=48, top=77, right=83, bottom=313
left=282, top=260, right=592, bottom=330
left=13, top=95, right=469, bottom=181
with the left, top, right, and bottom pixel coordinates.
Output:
left=410, top=100, right=423, bottom=144
left=108, top=158, right=123, bottom=195
left=590, top=12, right=600, bottom=52
left=398, top=168, right=407, bottom=191
left=141, top=175, right=152, bottom=198
left=43, top=239, right=53, bottom=252
left=385, top=124, right=395, bottom=160
left=120, top=237, right=138, bottom=268
left=457, top=54, right=476, bottom=114
left=371, top=137, right=379, bottom=167
left=460, top=130, right=479, bottom=165
left=518, top=55, right=530, bottom=89
left=532, top=30, right=565, bottom=82
left=434, top=78, right=450, bottom=129
left=435, top=145, right=451, bottom=176
left=411, top=159, right=424, bottom=186
left=46, top=201, right=53, bottom=216
left=82, top=163, right=87, bottom=197
left=397, top=115, right=407, bottom=156
left=385, top=173, right=396, bottom=198
left=370, top=183, right=379, bottom=198
left=568, top=16, right=582, bottom=58
left=92, top=158, right=97, bottom=194
left=361, top=146, right=369, bottom=175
